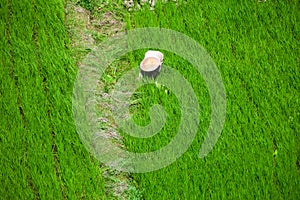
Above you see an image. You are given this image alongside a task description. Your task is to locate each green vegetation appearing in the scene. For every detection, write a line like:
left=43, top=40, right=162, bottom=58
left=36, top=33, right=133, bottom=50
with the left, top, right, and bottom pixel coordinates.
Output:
left=1, top=0, right=299, bottom=199
left=0, top=0, right=106, bottom=199
left=119, top=1, right=299, bottom=199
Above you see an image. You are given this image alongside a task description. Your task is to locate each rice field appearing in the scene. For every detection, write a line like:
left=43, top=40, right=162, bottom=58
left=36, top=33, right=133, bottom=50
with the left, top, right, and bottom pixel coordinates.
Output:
left=101, top=0, right=300, bottom=199
left=0, top=0, right=106, bottom=199
left=1, top=0, right=299, bottom=199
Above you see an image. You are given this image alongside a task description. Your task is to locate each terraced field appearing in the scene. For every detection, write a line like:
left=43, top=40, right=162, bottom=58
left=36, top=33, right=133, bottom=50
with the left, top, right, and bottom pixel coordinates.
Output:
left=121, top=1, right=300, bottom=199
left=1, top=0, right=299, bottom=199
left=0, top=0, right=106, bottom=199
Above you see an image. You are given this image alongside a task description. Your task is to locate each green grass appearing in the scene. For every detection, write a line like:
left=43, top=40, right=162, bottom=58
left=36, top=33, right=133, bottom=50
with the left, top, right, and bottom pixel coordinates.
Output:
left=107, top=0, right=299, bottom=199
left=1, top=0, right=299, bottom=199
left=0, top=0, right=107, bottom=199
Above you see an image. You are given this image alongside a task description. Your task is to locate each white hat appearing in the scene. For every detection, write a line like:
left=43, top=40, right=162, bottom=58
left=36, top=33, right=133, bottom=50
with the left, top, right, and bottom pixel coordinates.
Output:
left=144, top=50, right=164, bottom=63
left=140, top=57, right=161, bottom=72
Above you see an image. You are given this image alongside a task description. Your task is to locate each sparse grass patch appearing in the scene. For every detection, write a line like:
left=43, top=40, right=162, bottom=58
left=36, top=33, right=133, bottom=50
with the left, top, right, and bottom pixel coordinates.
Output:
left=65, top=0, right=144, bottom=199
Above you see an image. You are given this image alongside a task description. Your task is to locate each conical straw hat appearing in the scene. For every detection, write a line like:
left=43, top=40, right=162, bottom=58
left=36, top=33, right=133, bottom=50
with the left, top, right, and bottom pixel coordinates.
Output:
left=144, top=50, right=164, bottom=62
left=140, top=57, right=161, bottom=72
